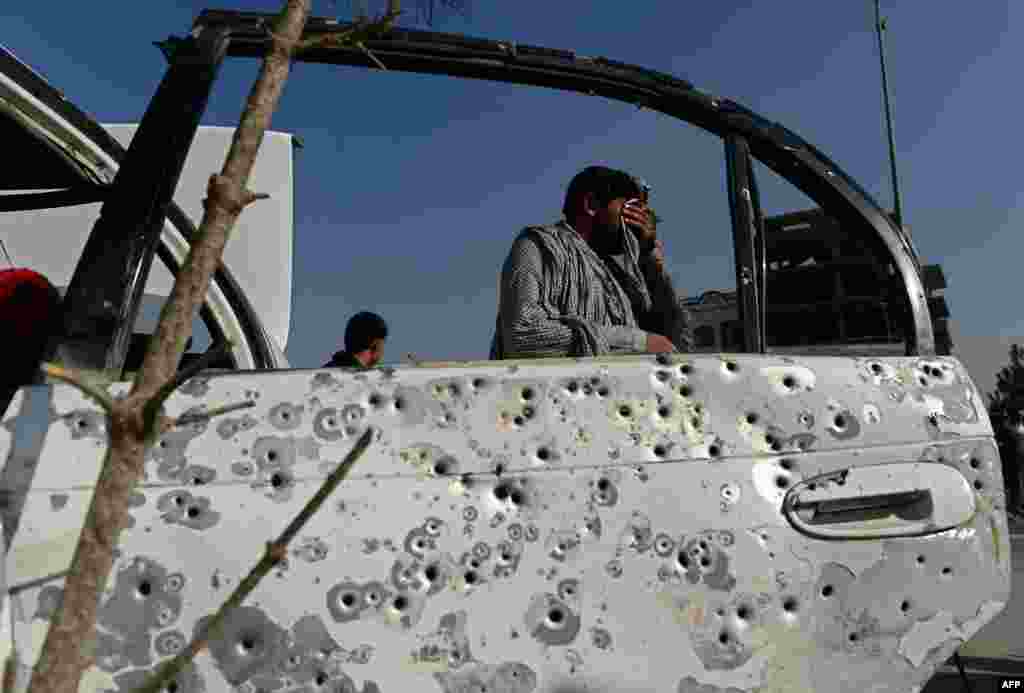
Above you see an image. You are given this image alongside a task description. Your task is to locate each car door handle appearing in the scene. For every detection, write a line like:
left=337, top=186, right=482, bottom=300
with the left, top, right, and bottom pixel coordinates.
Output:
left=781, top=462, right=975, bottom=540
left=790, top=489, right=933, bottom=524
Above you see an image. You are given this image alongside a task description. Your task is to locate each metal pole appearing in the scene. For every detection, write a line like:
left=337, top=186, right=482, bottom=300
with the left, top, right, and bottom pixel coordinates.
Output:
left=874, top=0, right=903, bottom=229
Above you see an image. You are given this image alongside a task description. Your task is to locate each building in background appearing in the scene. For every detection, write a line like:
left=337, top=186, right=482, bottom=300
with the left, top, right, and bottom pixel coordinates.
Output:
left=681, top=209, right=952, bottom=355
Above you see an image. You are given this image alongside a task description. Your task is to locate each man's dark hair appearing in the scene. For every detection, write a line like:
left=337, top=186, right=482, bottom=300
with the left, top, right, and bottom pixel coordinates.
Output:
left=345, top=311, right=388, bottom=353
left=562, top=166, right=644, bottom=219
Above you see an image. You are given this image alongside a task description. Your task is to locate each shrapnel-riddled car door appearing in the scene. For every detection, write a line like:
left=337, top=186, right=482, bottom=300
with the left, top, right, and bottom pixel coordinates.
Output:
left=1, top=14, right=1011, bottom=693
left=2, top=340, right=1006, bottom=693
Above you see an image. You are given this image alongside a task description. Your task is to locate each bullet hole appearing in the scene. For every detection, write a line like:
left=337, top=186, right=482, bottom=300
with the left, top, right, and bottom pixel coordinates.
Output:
left=725, top=361, right=738, bottom=373
left=656, top=371, right=670, bottom=383
left=433, top=459, right=451, bottom=476
left=424, top=518, right=443, bottom=535
left=523, top=406, right=535, bottom=419
left=679, top=385, right=693, bottom=398
left=315, top=672, right=329, bottom=686
left=900, top=600, right=911, bottom=613
left=393, top=595, right=409, bottom=612
left=691, top=416, right=701, bottom=428
left=779, top=459, right=794, bottom=471
left=522, top=388, right=535, bottom=402
left=266, top=450, right=279, bottom=463
left=270, top=472, right=287, bottom=489
left=718, top=631, right=731, bottom=645
left=848, top=632, right=859, bottom=643
left=512, top=415, right=525, bottom=426
left=835, top=475, right=846, bottom=487
left=765, top=434, right=781, bottom=451
left=919, top=376, right=929, bottom=387
left=969, top=457, right=981, bottom=469
left=186, top=506, right=201, bottom=519
left=658, top=405, right=672, bottom=418
left=821, top=584, right=834, bottom=598
left=775, top=476, right=790, bottom=489
left=746, top=412, right=759, bottom=425
left=462, top=506, right=479, bottom=522
left=239, top=636, right=257, bottom=653
left=807, top=483, right=817, bottom=492
left=942, top=567, right=953, bottom=577
left=699, top=556, right=711, bottom=568
left=833, top=414, right=847, bottom=430
left=597, top=386, right=610, bottom=398
left=424, top=564, right=440, bottom=583
left=449, top=383, right=461, bottom=397
left=509, top=489, right=525, bottom=506
left=871, top=363, right=884, bottom=374
left=340, top=592, right=357, bottom=609
left=167, top=682, right=179, bottom=693
left=654, top=445, right=667, bottom=458
left=464, top=570, right=479, bottom=585
left=916, top=555, right=926, bottom=565
left=537, top=447, right=551, bottom=462
left=494, top=485, right=510, bottom=501
left=508, top=524, right=524, bottom=541
left=394, top=397, right=406, bottom=411
left=973, top=480, right=984, bottom=491
left=677, top=552, right=690, bottom=569
left=494, top=462, right=506, bottom=476
left=680, top=364, right=692, bottom=375
left=567, top=381, right=579, bottom=394
left=364, top=588, right=383, bottom=606
left=137, top=581, right=152, bottom=597
left=546, top=607, right=565, bottom=627
left=782, top=597, right=798, bottom=613
left=782, top=375, right=797, bottom=390
left=656, top=353, right=670, bottom=366
left=597, top=478, right=610, bottom=492
left=708, top=444, right=721, bottom=458
left=368, top=394, right=382, bottom=408
left=618, top=405, right=633, bottom=418
left=736, top=605, right=750, bottom=620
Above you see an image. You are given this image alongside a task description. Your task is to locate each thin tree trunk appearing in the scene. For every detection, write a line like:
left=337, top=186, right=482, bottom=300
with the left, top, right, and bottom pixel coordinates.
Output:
left=26, top=3, right=313, bottom=692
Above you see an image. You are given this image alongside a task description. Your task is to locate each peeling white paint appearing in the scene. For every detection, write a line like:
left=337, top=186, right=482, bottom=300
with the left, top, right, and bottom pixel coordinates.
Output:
left=897, top=612, right=963, bottom=668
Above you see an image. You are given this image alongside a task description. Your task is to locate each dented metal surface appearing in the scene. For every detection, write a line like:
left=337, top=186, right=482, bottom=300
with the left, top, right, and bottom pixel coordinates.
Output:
left=0, top=353, right=1011, bottom=693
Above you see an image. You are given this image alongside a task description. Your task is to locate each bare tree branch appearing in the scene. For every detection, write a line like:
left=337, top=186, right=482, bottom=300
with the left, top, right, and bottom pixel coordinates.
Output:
left=40, top=363, right=114, bottom=413
left=134, top=427, right=375, bottom=693
left=141, top=340, right=234, bottom=432
left=26, top=3, right=315, bottom=693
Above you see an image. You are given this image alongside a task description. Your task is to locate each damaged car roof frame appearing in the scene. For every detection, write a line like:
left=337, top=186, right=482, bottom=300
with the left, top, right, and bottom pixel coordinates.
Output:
left=48, top=25, right=279, bottom=374
left=59, top=7, right=935, bottom=374
left=198, top=8, right=935, bottom=356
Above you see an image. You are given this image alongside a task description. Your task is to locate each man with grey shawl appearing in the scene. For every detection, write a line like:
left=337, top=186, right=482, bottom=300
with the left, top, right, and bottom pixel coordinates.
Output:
left=491, top=166, right=693, bottom=359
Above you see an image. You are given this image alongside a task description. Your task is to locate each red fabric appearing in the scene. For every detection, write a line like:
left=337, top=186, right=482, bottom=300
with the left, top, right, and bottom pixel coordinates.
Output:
left=0, top=268, right=60, bottom=342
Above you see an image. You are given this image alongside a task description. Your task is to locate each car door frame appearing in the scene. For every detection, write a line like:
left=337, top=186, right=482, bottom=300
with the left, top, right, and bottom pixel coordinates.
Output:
left=0, top=46, right=283, bottom=373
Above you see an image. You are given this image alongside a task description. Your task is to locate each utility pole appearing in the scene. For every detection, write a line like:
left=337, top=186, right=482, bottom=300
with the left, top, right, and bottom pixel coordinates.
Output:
left=874, top=0, right=903, bottom=229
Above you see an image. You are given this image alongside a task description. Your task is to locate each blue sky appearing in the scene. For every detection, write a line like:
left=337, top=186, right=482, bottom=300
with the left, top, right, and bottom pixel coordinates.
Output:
left=3, top=1, right=1020, bottom=369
